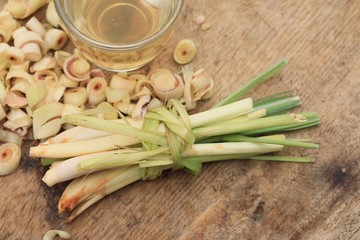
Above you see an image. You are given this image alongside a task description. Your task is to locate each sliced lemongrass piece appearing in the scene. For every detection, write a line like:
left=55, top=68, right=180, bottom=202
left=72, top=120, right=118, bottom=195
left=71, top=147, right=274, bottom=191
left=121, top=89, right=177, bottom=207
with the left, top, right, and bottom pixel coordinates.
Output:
left=147, top=97, right=163, bottom=110
left=26, top=82, right=46, bottom=108
left=3, top=90, right=28, bottom=108
left=45, top=85, right=66, bottom=103
left=0, top=10, right=19, bottom=42
left=6, top=108, right=32, bottom=128
left=149, top=68, right=184, bottom=101
left=0, top=129, right=22, bottom=145
left=105, top=87, right=129, bottom=103
left=59, top=74, right=78, bottom=88
left=86, top=77, right=107, bottom=107
left=95, top=102, right=118, bottom=120
left=191, top=68, right=214, bottom=101
left=46, top=1, right=61, bottom=27
left=63, top=54, right=91, bottom=81
left=110, top=74, right=136, bottom=92
left=43, top=229, right=71, bottom=240
left=61, top=104, right=83, bottom=129
left=30, top=56, right=57, bottom=72
left=0, top=43, right=10, bottom=70
left=5, top=0, right=48, bottom=19
left=20, top=42, right=42, bottom=62
left=182, top=64, right=196, bottom=110
left=54, top=50, right=71, bottom=68
left=6, top=69, right=35, bottom=87
left=32, top=102, right=63, bottom=139
left=193, top=113, right=307, bottom=140
left=5, top=46, right=25, bottom=65
left=44, top=29, right=68, bottom=50
left=25, top=16, right=45, bottom=37
left=131, top=94, right=151, bottom=119
left=0, top=103, right=5, bottom=121
left=63, top=87, right=87, bottom=106
left=59, top=166, right=142, bottom=222
left=113, top=102, right=136, bottom=116
left=0, top=143, right=21, bottom=176
left=213, top=59, right=288, bottom=108
left=174, top=39, right=197, bottom=64
left=12, top=27, right=46, bottom=61
left=34, top=69, right=58, bottom=86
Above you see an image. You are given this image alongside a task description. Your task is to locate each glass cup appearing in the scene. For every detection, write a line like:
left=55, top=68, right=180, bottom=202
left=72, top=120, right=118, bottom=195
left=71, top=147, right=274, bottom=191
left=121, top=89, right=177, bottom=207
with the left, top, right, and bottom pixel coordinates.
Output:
left=54, top=0, right=184, bottom=72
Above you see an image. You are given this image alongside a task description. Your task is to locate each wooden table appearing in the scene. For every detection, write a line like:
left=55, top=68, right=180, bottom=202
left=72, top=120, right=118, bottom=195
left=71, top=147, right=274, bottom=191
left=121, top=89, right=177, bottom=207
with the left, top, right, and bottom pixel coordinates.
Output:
left=1, top=0, right=359, bottom=239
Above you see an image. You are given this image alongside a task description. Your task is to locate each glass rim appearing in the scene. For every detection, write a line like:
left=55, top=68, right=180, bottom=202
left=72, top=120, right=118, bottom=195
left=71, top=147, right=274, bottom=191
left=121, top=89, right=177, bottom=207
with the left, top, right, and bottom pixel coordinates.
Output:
left=54, top=0, right=184, bottom=51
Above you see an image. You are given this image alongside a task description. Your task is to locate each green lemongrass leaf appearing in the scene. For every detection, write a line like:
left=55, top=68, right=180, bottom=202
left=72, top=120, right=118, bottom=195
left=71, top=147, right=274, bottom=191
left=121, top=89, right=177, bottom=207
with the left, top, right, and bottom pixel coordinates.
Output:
left=249, top=155, right=315, bottom=162
left=78, top=147, right=169, bottom=170
left=213, top=59, right=288, bottom=108
left=41, top=157, right=66, bottom=166
left=62, top=114, right=167, bottom=146
left=193, top=113, right=307, bottom=140
left=168, top=99, right=191, bottom=129
left=182, top=154, right=258, bottom=163
left=139, top=159, right=173, bottom=168
left=200, top=134, right=319, bottom=149
left=141, top=117, right=161, bottom=151
left=147, top=107, right=195, bottom=145
left=182, top=159, right=202, bottom=175
left=241, top=112, right=320, bottom=135
left=165, top=127, right=183, bottom=170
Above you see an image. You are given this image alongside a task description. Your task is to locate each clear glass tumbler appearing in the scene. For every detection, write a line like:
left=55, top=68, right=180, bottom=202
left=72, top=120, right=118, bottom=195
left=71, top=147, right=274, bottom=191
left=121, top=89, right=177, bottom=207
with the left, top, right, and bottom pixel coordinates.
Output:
left=54, top=0, right=184, bottom=71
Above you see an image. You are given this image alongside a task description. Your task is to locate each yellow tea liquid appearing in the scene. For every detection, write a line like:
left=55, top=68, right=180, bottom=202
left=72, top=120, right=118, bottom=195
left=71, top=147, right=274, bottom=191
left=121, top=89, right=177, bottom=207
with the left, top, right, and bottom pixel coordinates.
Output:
left=63, top=0, right=174, bottom=71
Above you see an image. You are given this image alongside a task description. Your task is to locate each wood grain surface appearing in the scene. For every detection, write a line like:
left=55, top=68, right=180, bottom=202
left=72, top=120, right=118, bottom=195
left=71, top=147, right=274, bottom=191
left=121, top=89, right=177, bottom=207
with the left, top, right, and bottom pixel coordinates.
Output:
left=1, top=0, right=360, bottom=239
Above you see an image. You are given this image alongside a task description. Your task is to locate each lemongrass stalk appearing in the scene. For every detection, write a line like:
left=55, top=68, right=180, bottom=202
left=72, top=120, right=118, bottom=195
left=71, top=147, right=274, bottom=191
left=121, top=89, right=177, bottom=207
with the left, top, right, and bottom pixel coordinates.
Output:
left=181, top=142, right=283, bottom=157
left=254, top=92, right=302, bottom=116
left=42, top=148, right=148, bottom=187
left=189, top=98, right=253, bottom=128
left=58, top=165, right=142, bottom=222
left=40, top=98, right=252, bottom=146
left=199, top=134, right=319, bottom=149
left=213, top=59, right=288, bottom=108
left=193, top=113, right=308, bottom=140
left=78, top=147, right=169, bottom=171
left=30, top=134, right=140, bottom=158
left=249, top=155, right=315, bottom=162
left=241, top=112, right=320, bottom=135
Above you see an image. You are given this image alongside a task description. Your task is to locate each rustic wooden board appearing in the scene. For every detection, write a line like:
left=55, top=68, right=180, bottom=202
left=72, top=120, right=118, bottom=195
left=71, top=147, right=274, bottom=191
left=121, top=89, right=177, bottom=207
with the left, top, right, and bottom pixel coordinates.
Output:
left=1, top=0, right=359, bottom=239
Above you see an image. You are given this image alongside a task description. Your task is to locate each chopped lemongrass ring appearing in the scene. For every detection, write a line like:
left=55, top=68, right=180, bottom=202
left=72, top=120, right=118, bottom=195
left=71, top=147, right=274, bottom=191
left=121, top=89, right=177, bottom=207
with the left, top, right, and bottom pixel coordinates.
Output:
left=0, top=143, right=21, bottom=176
left=174, top=39, right=197, bottom=64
